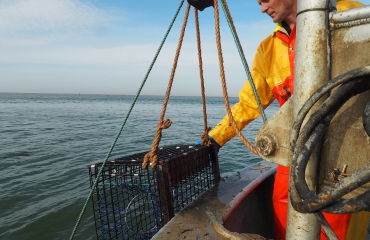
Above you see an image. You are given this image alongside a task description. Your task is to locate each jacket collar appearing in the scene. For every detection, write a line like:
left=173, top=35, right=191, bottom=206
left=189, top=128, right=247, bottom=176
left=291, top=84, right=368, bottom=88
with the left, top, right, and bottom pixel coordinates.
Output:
left=273, top=22, right=283, bottom=35
left=272, top=22, right=290, bottom=37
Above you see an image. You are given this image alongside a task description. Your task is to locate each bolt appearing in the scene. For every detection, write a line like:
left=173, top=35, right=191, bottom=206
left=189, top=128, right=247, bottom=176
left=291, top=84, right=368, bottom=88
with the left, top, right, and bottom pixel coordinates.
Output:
left=256, top=134, right=277, bottom=156
left=333, top=168, right=341, bottom=181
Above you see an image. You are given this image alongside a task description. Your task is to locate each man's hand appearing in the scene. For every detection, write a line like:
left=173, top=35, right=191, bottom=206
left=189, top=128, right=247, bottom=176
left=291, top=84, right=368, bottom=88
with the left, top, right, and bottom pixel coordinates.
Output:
left=187, top=0, right=214, bottom=11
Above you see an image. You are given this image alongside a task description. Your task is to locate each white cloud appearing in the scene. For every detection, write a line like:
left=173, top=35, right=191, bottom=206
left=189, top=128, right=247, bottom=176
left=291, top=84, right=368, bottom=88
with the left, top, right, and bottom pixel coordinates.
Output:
left=0, top=0, right=122, bottom=33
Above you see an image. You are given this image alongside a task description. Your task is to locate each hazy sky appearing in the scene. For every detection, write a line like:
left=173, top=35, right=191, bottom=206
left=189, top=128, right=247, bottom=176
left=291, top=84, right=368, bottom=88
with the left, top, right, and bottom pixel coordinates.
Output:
left=1, top=0, right=369, bottom=97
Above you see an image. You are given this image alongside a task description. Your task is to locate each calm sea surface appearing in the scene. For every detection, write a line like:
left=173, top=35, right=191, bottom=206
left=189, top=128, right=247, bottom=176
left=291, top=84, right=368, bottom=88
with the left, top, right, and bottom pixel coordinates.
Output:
left=0, top=93, right=278, bottom=240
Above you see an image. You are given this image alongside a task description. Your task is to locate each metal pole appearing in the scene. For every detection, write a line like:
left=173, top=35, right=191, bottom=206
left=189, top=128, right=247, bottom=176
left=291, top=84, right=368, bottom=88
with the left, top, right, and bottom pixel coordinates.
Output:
left=286, top=0, right=328, bottom=238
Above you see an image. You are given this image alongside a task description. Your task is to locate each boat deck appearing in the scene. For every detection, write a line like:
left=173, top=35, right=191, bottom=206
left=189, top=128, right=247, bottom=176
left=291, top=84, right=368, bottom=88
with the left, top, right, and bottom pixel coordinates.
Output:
left=152, top=160, right=277, bottom=239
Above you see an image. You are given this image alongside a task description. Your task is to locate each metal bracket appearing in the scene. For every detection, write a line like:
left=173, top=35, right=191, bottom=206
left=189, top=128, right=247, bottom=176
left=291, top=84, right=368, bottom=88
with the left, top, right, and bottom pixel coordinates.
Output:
left=255, top=98, right=293, bottom=167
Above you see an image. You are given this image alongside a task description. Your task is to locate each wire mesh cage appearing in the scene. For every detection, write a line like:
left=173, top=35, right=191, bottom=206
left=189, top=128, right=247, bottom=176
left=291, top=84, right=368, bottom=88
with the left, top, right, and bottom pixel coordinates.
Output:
left=89, top=144, right=220, bottom=240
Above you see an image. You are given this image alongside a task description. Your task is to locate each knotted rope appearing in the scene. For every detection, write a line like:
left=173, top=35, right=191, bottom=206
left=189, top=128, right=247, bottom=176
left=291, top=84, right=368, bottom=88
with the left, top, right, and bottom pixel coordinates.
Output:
left=142, top=119, right=172, bottom=169
left=195, top=7, right=212, bottom=146
left=142, top=3, right=191, bottom=169
left=213, top=0, right=259, bottom=156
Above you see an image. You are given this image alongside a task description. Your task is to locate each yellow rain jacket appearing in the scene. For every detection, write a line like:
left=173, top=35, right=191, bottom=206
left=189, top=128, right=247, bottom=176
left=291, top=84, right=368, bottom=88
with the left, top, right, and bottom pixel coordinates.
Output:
left=209, top=0, right=365, bottom=147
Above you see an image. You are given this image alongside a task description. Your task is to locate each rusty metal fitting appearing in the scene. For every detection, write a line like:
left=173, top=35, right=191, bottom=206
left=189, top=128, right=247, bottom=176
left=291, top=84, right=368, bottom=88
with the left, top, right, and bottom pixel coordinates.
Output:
left=256, top=134, right=277, bottom=156
left=333, top=168, right=341, bottom=181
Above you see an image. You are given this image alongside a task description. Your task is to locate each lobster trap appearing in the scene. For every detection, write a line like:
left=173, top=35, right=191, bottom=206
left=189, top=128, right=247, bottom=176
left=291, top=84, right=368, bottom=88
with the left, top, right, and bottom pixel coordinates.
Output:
left=89, top=144, right=220, bottom=240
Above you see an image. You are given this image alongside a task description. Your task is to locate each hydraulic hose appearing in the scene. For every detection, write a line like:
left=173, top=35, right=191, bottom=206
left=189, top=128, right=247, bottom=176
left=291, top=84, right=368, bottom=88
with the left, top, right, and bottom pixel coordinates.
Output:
left=289, top=65, right=370, bottom=214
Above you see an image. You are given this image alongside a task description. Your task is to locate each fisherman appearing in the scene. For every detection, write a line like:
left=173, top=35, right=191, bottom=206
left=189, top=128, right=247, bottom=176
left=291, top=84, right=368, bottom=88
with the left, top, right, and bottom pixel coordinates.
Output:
left=189, top=0, right=367, bottom=239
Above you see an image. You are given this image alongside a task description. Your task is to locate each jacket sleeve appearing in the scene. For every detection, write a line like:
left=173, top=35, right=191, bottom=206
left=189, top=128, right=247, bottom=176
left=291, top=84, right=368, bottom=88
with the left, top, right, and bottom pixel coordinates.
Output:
left=209, top=43, right=275, bottom=147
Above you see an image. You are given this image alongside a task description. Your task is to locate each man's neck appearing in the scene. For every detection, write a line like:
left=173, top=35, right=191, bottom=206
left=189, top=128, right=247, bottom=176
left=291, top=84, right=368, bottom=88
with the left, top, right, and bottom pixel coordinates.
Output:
left=284, top=4, right=297, bottom=31
left=286, top=22, right=296, bottom=32
left=282, top=22, right=292, bottom=35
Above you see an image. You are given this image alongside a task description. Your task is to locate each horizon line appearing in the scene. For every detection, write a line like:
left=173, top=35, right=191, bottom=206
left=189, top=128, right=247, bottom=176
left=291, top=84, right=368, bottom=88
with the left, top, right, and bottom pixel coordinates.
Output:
left=0, top=91, right=239, bottom=98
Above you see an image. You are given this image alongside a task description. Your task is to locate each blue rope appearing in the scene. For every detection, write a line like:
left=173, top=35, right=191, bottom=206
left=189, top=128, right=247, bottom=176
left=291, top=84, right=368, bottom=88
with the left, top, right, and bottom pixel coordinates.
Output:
left=219, top=0, right=267, bottom=123
left=68, top=1, right=185, bottom=239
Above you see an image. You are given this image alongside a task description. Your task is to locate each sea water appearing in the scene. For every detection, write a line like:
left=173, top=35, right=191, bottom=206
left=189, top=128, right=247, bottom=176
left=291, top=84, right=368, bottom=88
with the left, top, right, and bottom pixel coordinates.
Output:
left=0, top=93, right=278, bottom=240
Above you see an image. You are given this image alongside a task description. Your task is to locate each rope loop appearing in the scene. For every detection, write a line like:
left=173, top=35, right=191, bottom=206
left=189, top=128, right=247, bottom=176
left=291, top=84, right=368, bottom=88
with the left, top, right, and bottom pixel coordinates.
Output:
left=142, top=119, right=172, bottom=169
left=142, top=149, right=159, bottom=169
left=160, top=119, right=172, bottom=129
left=201, top=127, right=212, bottom=145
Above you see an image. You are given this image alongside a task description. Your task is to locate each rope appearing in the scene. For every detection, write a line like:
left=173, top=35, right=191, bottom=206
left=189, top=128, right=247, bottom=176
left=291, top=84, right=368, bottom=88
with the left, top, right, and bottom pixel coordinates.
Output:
left=220, top=0, right=267, bottom=123
left=213, top=0, right=259, bottom=156
left=68, top=1, right=185, bottom=238
left=142, top=3, right=191, bottom=169
left=195, top=8, right=212, bottom=146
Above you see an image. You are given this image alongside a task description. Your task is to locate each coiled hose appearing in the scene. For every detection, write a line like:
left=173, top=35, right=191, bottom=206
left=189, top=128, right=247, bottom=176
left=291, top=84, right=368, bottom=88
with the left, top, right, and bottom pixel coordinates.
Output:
left=290, top=65, right=370, bottom=214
